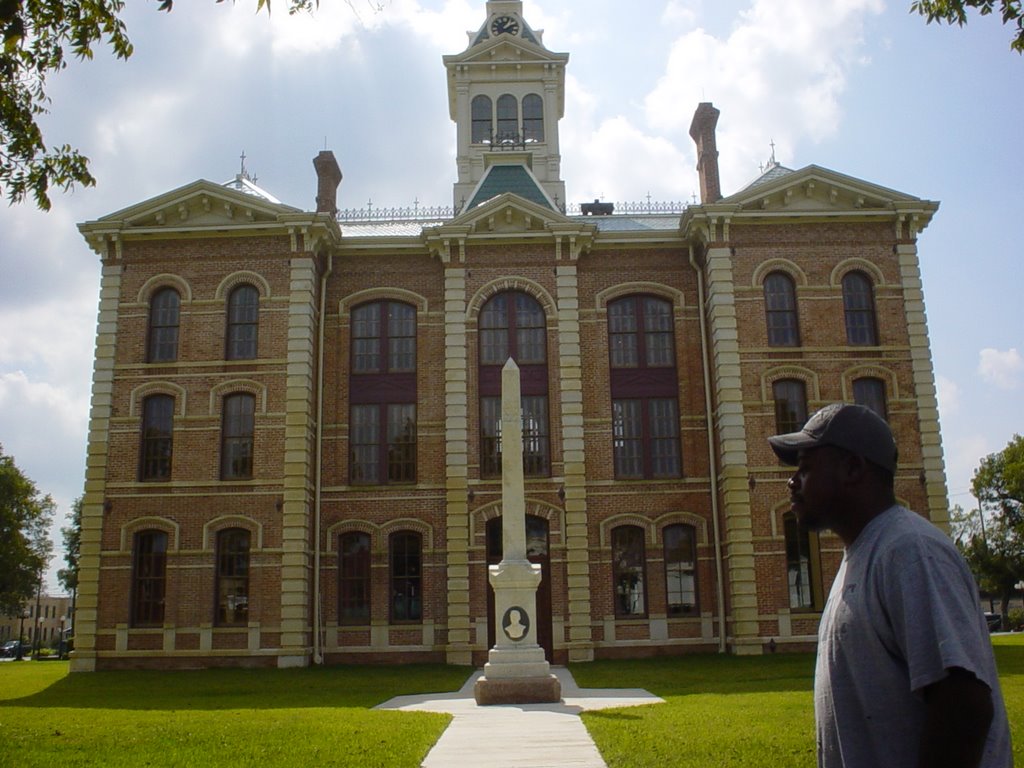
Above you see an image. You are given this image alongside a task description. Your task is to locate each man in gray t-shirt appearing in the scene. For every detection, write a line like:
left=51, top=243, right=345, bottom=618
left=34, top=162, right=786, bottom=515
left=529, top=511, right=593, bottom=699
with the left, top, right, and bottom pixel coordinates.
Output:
left=769, top=403, right=1012, bottom=768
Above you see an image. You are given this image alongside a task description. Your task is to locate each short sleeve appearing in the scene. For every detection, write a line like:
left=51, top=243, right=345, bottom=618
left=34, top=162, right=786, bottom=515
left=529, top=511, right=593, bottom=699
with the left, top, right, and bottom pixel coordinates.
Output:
left=878, top=534, right=994, bottom=694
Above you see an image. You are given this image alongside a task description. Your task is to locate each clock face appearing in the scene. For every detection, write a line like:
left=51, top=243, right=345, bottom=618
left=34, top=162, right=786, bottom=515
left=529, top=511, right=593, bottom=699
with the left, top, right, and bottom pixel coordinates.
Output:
left=490, top=15, right=520, bottom=36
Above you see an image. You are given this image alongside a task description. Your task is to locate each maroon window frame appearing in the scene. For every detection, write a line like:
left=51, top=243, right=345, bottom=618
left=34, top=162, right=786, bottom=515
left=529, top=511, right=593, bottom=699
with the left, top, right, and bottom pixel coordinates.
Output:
left=131, top=530, right=167, bottom=627
left=478, top=291, right=549, bottom=477
left=221, top=393, right=255, bottom=480
left=608, top=295, right=681, bottom=479
left=664, top=524, right=698, bottom=616
left=140, top=394, right=174, bottom=481
left=226, top=284, right=259, bottom=360
left=764, top=272, right=800, bottom=346
left=773, top=379, right=808, bottom=435
left=215, top=528, right=250, bottom=626
left=842, top=271, right=879, bottom=346
left=339, top=531, right=371, bottom=625
left=147, top=287, right=180, bottom=363
left=390, top=532, right=422, bottom=623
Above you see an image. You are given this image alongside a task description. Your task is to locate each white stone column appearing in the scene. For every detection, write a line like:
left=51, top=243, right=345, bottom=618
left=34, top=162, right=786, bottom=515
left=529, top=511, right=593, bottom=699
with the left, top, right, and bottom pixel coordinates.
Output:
left=71, top=262, right=122, bottom=672
left=897, top=243, right=950, bottom=527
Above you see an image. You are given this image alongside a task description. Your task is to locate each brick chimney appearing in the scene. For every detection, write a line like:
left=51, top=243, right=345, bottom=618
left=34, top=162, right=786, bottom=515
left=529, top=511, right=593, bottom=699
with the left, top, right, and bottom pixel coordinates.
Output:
left=312, top=151, right=343, bottom=216
left=688, top=103, right=721, bottom=204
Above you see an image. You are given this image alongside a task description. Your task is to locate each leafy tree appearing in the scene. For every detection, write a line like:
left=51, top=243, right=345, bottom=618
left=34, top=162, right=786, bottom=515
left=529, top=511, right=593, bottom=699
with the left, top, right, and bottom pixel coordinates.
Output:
left=953, top=435, right=1024, bottom=628
left=57, top=495, right=82, bottom=596
left=0, top=445, right=55, bottom=617
left=0, top=0, right=320, bottom=210
left=911, top=0, right=1024, bottom=52
left=973, top=433, right=1024, bottom=519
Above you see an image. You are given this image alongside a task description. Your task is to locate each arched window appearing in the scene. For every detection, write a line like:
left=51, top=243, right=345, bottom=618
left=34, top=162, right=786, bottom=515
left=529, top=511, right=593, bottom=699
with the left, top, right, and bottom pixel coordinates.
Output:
left=496, top=94, right=518, bottom=143
left=522, top=93, right=544, bottom=142
left=608, top=295, right=681, bottom=479
left=664, top=524, right=698, bottom=616
left=612, top=525, right=647, bottom=618
left=390, top=531, right=422, bottom=623
left=479, top=291, right=549, bottom=477
left=471, top=95, right=492, bottom=144
left=842, top=271, right=878, bottom=345
left=339, top=531, right=371, bottom=625
left=132, top=530, right=168, bottom=626
left=140, top=394, right=174, bottom=481
left=350, top=301, right=417, bottom=484
left=764, top=272, right=800, bottom=346
left=226, top=284, right=259, bottom=360
left=853, top=377, right=888, bottom=420
left=147, top=288, right=180, bottom=363
left=215, top=528, right=250, bottom=626
left=221, top=393, right=255, bottom=480
left=772, top=379, right=808, bottom=435
left=783, top=512, right=821, bottom=611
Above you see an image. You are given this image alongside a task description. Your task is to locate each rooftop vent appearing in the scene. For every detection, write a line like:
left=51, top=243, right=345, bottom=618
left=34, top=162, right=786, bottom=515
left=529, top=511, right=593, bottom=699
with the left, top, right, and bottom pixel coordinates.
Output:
left=580, top=199, right=614, bottom=216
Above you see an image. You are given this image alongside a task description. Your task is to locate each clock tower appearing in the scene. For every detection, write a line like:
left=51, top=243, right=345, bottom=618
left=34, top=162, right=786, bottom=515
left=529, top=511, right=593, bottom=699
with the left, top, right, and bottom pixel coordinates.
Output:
left=444, top=1, right=569, bottom=212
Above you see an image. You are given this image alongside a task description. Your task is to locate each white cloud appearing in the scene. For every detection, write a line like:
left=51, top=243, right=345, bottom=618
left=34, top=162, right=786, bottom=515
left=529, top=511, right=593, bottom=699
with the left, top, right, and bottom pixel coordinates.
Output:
left=978, top=347, right=1023, bottom=390
left=935, top=374, right=961, bottom=419
left=644, top=0, right=884, bottom=190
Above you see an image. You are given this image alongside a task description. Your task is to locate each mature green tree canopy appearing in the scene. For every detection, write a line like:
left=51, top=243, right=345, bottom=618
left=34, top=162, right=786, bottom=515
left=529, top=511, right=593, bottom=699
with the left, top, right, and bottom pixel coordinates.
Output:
left=0, top=445, right=55, bottom=617
left=952, top=435, right=1024, bottom=627
left=974, top=433, right=1024, bottom=523
left=57, top=495, right=82, bottom=596
left=912, top=0, right=1024, bottom=52
left=0, top=0, right=318, bottom=210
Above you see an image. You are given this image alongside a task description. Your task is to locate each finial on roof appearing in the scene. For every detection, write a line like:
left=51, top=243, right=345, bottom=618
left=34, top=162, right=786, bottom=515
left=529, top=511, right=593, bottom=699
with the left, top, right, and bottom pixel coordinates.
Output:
left=238, top=150, right=257, bottom=183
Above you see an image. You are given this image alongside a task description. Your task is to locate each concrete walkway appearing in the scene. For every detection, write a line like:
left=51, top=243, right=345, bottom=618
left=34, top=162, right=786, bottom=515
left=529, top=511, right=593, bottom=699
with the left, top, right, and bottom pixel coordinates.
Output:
left=375, top=667, right=663, bottom=768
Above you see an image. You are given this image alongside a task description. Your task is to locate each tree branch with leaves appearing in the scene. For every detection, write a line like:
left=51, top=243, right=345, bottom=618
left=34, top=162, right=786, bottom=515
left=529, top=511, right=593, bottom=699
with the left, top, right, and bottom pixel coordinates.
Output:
left=0, top=0, right=322, bottom=211
left=911, top=0, right=1024, bottom=52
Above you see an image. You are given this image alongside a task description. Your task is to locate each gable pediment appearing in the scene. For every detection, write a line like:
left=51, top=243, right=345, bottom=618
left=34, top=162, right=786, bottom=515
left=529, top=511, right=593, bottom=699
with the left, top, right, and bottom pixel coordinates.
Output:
left=90, top=180, right=300, bottom=231
left=453, top=192, right=570, bottom=234
left=725, top=165, right=935, bottom=215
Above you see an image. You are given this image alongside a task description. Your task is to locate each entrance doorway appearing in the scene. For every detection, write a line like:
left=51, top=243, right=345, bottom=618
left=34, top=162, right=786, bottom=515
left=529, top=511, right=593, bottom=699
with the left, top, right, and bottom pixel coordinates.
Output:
left=486, top=515, right=553, bottom=661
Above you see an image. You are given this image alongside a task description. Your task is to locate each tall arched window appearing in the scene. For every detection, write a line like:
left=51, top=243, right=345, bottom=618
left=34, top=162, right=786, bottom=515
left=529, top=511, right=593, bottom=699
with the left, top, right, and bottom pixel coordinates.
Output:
left=783, top=512, right=821, bottom=611
left=390, top=531, right=422, bottom=623
left=226, top=284, right=259, bottom=360
left=147, top=288, right=180, bottom=363
left=772, top=379, right=808, bottom=435
left=764, top=272, right=800, bottom=346
left=132, top=530, right=168, bottom=627
left=522, top=93, right=544, bottom=142
left=140, top=394, right=174, bottom=481
left=339, top=531, right=371, bottom=625
left=350, top=301, right=417, bottom=484
left=221, top=393, right=255, bottom=480
left=496, top=94, right=518, bottom=142
left=853, top=377, right=888, bottom=420
left=608, top=295, right=681, bottom=479
left=664, top=524, right=698, bottom=616
left=471, top=95, right=492, bottom=144
left=479, top=291, right=549, bottom=477
left=842, top=271, right=878, bottom=345
left=612, top=525, right=647, bottom=618
left=215, top=528, right=250, bottom=626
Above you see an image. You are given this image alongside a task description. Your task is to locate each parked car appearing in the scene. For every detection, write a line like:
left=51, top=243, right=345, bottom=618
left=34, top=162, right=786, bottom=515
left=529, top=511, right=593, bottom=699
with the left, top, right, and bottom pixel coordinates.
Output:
left=984, top=612, right=1002, bottom=633
left=1, top=640, right=28, bottom=658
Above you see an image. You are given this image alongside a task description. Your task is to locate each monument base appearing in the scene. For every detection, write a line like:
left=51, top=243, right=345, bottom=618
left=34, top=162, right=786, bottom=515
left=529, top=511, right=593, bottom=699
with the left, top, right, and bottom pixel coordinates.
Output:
left=473, top=674, right=562, bottom=705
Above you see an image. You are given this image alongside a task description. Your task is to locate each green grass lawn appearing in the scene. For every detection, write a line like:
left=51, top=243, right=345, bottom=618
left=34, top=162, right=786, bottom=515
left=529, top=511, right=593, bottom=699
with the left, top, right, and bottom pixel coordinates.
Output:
left=2, top=637, right=1022, bottom=768
left=571, top=634, right=1024, bottom=768
left=0, top=662, right=469, bottom=768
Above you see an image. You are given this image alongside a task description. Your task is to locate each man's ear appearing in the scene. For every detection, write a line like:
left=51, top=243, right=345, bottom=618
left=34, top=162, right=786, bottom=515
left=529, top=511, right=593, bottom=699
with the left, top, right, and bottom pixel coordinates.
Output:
left=839, top=451, right=869, bottom=487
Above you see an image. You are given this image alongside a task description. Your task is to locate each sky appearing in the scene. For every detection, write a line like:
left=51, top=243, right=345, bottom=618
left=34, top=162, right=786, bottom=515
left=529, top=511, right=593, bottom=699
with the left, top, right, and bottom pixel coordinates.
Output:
left=1, top=0, right=1022, bottom=593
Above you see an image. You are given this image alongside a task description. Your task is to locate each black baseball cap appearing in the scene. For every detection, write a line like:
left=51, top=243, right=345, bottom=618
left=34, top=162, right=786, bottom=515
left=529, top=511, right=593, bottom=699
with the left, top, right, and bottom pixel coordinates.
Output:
left=767, top=403, right=897, bottom=473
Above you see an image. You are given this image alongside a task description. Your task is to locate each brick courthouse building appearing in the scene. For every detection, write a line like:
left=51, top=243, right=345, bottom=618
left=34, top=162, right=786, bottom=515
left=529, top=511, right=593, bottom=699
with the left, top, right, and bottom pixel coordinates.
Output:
left=71, top=1, right=948, bottom=670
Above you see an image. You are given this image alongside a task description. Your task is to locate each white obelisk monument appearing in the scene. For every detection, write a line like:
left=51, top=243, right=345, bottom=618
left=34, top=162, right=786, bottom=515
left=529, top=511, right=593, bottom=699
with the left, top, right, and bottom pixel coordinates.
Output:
left=474, top=359, right=561, bottom=705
